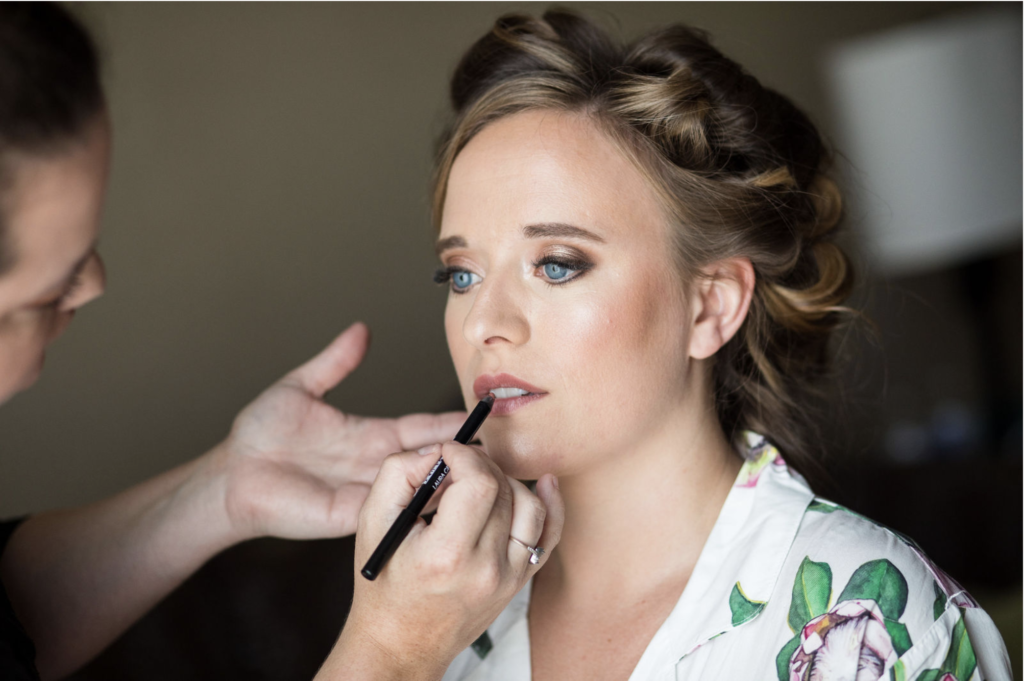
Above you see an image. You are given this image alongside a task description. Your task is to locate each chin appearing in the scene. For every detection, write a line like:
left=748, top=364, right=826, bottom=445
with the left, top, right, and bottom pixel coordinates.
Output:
left=479, top=426, right=564, bottom=480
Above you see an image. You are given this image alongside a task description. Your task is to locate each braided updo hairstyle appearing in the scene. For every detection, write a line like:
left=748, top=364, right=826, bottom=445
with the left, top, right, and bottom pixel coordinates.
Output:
left=432, top=11, right=855, bottom=475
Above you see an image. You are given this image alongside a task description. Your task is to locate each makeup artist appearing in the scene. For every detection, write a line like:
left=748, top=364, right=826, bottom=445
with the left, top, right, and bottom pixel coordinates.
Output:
left=0, top=5, right=515, bottom=679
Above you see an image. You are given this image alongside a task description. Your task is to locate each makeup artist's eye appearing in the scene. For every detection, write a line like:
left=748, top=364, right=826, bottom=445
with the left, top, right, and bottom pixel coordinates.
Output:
left=433, top=266, right=481, bottom=294
left=55, top=273, right=84, bottom=307
left=534, top=256, right=592, bottom=285
left=38, top=272, right=84, bottom=310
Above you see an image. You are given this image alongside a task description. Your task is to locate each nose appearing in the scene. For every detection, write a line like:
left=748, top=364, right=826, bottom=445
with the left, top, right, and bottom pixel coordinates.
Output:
left=462, top=273, right=530, bottom=349
left=61, top=251, right=106, bottom=312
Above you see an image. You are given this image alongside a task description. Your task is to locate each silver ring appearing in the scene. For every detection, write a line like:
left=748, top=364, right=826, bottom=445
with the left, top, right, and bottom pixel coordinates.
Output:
left=509, top=536, right=545, bottom=565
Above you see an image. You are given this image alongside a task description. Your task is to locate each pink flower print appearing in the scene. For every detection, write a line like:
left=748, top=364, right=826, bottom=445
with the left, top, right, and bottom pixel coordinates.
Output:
left=939, top=675, right=958, bottom=681
left=788, top=599, right=897, bottom=681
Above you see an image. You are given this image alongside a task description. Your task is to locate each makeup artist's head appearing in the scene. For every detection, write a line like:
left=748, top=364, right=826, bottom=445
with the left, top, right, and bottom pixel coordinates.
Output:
left=0, top=3, right=109, bottom=405
left=432, top=12, right=854, bottom=479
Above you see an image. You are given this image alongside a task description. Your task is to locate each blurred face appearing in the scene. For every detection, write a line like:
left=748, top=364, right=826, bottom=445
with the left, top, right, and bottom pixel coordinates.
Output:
left=438, top=110, right=697, bottom=480
left=0, top=119, right=110, bottom=405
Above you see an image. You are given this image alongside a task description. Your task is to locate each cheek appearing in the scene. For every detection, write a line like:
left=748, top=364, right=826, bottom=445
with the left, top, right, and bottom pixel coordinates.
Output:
left=0, top=310, right=55, bottom=403
left=444, top=299, right=473, bottom=394
left=532, top=270, right=691, bottom=462
left=552, top=273, right=687, bottom=396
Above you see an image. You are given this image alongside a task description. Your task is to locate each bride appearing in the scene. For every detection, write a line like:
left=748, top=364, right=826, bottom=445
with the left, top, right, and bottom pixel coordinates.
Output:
left=325, top=10, right=1010, bottom=681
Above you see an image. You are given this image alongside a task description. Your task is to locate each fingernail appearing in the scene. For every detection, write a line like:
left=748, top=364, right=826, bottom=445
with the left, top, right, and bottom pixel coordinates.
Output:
left=418, top=444, right=440, bottom=456
left=551, top=475, right=559, bottom=490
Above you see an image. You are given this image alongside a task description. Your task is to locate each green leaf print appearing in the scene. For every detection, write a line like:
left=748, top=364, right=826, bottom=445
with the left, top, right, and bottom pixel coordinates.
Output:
left=729, top=582, right=766, bottom=626
left=916, top=609, right=979, bottom=681
left=933, top=581, right=948, bottom=621
left=837, top=559, right=908, bottom=621
left=944, top=611, right=977, bottom=681
left=915, top=670, right=943, bottom=681
left=885, top=620, right=912, bottom=656
left=776, top=634, right=801, bottom=681
left=788, top=557, right=832, bottom=632
left=470, top=631, right=492, bottom=659
left=806, top=498, right=877, bottom=523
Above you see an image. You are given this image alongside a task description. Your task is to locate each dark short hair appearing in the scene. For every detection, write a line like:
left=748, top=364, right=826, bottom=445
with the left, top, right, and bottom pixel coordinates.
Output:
left=0, top=2, right=105, bottom=273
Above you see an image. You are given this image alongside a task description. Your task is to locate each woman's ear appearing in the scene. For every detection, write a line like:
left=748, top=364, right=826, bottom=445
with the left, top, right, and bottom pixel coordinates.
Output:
left=688, top=257, right=755, bottom=360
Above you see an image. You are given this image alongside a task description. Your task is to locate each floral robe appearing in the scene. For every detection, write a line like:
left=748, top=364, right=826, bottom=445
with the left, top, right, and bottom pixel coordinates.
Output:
left=441, top=433, right=1011, bottom=681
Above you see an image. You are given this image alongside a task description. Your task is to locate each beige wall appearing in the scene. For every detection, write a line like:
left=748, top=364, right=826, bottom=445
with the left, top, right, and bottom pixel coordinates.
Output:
left=0, top=2, right=973, bottom=516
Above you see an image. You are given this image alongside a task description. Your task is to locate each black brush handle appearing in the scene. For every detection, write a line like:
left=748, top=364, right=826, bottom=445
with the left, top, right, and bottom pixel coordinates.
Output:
left=361, top=395, right=494, bottom=580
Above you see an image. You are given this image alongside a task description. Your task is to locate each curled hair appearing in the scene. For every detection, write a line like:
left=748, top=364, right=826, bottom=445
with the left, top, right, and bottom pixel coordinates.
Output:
left=432, top=11, right=856, bottom=475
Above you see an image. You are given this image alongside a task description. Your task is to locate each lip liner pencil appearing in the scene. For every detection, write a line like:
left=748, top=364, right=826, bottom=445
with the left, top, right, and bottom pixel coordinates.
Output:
left=361, top=393, right=496, bottom=581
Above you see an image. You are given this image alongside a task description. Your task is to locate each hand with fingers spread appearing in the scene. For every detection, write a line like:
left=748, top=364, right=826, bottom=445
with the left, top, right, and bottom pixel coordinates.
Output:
left=201, top=321, right=469, bottom=543
left=317, top=442, right=564, bottom=681
left=0, top=321, right=469, bottom=679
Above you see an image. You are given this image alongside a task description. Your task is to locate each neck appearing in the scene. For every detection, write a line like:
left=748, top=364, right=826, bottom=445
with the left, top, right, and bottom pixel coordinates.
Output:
left=540, top=390, right=742, bottom=602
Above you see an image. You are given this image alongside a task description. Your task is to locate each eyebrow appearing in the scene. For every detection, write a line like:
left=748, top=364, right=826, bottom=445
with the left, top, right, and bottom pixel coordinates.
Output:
left=434, top=222, right=605, bottom=257
left=435, top=235, right=467, bottom=257
left=523, top=222, right=606, bottom=243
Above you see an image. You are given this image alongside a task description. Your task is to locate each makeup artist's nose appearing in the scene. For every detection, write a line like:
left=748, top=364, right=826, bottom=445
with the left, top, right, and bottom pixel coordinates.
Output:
left=463, top=277, right=530, bottom=349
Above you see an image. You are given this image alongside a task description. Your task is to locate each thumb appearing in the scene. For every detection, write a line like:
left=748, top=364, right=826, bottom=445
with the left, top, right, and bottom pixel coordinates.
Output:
left=361, top=449, right=444, bottom=534
left=530, top=474, right=564, bottom=571
left=283, top=322, right=370, bottom=397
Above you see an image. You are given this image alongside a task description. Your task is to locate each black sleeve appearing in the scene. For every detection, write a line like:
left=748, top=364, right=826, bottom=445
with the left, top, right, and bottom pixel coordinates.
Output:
left=0, top=517, right=41, bottom=681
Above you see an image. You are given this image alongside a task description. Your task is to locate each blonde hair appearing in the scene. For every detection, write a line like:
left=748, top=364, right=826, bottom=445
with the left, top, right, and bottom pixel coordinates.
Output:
left=432, top=11, right=855, bottom=474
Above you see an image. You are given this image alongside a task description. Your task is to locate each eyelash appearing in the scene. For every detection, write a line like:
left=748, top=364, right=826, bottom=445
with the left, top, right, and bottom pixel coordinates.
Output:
left=48, top=272, right=84, bottom=309
left=433, top=255, right=594, bottom=294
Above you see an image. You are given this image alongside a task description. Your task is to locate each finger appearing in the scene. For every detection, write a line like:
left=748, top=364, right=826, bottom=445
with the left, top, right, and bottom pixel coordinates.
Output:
left=282, top=322, right=370, bottom=398
left=275, top=482, right=371, bottom=540
left=360, top=450, right=442, bottom=536
left=524, top=474, right=563, bottom=573
left=428, top=442, right=509, bottom=551
left=501, top=479, right=547, bottom=570
left=416, top=444, right=455, bottom=516
left=325, top=483, right=372, bottom=537
left=401, top=443, right=453, bottom=516
left=392, top=411, right=469, bottom=451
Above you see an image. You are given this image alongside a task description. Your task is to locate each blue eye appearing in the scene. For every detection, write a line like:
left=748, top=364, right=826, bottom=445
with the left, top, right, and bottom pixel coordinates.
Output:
left=432, top=266, right=481, bottom=294
left=543, top=262, right=569, bottom=280
left=536, top=256, right=592, bottom=284
left=451, top=270, right=480, bottom=291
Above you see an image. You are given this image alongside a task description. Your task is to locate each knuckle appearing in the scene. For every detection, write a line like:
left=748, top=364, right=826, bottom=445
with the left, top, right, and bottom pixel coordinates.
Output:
left=495, top=479, right=515, bottom=506
left=439, top=441, right=470, bottom=463
left=467, top=473, right=501, bottom=503
left=380, top=451, right=405, bottom=473
left=526, top=496, right=547, bottom=527
left=472, top=562, right=502, bottom=595
left=423, top=544, right=463, bottom=578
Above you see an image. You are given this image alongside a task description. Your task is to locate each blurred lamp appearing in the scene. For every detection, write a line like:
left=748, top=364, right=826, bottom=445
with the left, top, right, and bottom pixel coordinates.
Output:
left=825, top=9, right=1022, bottom=276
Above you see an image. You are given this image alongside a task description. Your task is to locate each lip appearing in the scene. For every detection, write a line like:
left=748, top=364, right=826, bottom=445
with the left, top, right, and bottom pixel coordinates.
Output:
left=474, top=373, right=547, bottom=416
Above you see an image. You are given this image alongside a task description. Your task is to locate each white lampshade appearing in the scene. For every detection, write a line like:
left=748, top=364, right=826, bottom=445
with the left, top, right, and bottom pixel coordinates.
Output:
left=825, top=8, right=1022, bottom=276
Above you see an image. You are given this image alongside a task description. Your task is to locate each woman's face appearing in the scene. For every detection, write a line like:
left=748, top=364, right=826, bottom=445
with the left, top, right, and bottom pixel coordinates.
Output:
left=438, top=110, right=698, bottom=480
left=0, top=120, right=110, bottom=405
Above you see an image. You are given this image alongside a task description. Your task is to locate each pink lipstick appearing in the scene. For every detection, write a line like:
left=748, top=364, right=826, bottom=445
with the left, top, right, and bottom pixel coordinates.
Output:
left=473, top=373, right=547, bottom=416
